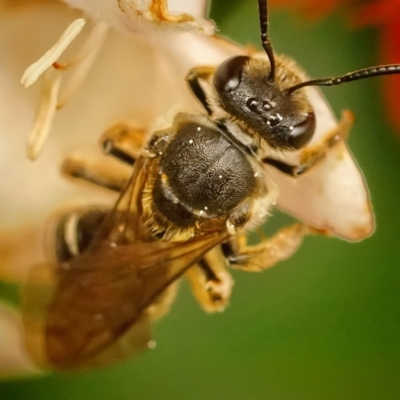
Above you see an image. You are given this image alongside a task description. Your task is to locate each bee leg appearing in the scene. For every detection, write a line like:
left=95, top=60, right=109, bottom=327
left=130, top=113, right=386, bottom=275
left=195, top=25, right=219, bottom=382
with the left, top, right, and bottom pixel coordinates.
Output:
left=186, top=66, right=216, bottom=115
left=263, top=110, right=354, bottom=177
left=226, top=223, right=311, bottom=272
left=145, top=281, right=179, bottom=321
left=100, top=123, right=148, bottom=166
left=62, top=123, right=147, bottom=191
left=185, top=247, right=234, bottom=313
left=61, top=158, right=128, bottom=192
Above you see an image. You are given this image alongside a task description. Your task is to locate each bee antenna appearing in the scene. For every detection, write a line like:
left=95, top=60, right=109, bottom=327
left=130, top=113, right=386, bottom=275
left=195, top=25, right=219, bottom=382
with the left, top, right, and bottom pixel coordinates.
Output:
left=285, top=64, right=400, bottom=95
left=258, top=0, right=275, bottom=83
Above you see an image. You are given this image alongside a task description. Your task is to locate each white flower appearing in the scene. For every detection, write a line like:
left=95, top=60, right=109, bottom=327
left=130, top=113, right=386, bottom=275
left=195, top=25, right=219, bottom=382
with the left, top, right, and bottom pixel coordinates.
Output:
left=0, top=0, right=373, bottom=376
left=0, top=303, right=38, bottom=378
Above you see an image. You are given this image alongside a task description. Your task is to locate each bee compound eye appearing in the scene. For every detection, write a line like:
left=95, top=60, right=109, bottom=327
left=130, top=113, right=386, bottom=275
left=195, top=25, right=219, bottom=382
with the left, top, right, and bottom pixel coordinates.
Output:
left=288, top=112, right=316, bottom=149
left=214, top=56, right=250, bottom=93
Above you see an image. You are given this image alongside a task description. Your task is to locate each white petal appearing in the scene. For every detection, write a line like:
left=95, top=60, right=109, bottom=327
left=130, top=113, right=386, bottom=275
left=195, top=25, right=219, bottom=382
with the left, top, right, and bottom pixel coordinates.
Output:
left=271, top=88, right=375, bottom=241
left=23, top=19, right=109, bottom=160
left=0, top=0, right=373, bottom=286
left=0, top=303, right=37, bottom=379
left=62, top=0, right=214, bottom=36
left=0, top=1, right=213, bottom=281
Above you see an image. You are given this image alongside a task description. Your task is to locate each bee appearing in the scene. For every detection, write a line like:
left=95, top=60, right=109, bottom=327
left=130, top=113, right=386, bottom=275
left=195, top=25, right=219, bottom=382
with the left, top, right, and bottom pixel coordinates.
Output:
left=22, top=0, right=400, bottom=371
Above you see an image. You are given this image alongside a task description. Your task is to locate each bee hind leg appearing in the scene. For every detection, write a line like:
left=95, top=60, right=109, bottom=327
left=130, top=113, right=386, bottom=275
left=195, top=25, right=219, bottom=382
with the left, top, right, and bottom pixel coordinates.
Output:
left=226, top=223, right=311, bottom=272
left=263, top=110, right=354, bottom=177
left=185, top=246, right=234, bottom=313
left=61, top=123, right=148, bottom=192
left=61, top=157, right=128, bottom=192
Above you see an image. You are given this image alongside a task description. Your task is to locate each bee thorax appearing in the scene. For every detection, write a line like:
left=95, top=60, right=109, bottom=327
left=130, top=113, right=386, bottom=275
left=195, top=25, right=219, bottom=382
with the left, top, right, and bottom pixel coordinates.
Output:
left=152, top=122, right=256, bottom=227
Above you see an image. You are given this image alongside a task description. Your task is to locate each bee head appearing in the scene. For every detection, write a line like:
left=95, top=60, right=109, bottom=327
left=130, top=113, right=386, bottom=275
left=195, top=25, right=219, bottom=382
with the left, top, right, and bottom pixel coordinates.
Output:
left=213, top=55, right=315, bottom=150
left=213, top=0, right=400, bottom=151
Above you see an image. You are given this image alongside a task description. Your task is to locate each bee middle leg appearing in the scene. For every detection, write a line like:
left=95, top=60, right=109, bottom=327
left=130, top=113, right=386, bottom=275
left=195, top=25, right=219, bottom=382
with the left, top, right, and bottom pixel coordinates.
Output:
left=184, top=223, right=305, bottom=311
left=225, top=223, right=311, bottom=272
left=185, top=246, right=234, bottom=313
left=263, top=110, right=354, bottom=177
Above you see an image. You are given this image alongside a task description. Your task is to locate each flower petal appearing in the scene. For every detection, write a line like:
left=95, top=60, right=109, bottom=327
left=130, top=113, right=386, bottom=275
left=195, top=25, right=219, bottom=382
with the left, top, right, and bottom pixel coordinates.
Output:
left=271, top=87, right=374, bottom=241
left=0, top=0, right=373, bottom=286
left=352, top=0, right=400, bottom=27
left=62, top=0, right=215, bottom=36
left=0, top=302, right=37, bottom=379
left=0, top=1, right=213, bottom=282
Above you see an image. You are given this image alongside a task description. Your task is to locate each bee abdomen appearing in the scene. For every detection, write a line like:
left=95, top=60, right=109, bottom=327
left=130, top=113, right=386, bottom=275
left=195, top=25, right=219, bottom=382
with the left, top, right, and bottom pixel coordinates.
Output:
left=153, top=122, right=256, bottom=226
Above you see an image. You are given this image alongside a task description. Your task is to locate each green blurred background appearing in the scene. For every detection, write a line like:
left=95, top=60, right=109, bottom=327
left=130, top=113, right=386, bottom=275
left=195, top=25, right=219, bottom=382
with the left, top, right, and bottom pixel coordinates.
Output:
left=1, top=1, right=400, bottom=399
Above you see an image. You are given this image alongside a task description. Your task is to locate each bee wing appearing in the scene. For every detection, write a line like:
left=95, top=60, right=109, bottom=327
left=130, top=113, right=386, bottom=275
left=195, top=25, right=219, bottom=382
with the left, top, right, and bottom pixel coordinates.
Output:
left=89, top=155, right=152, bottom=246
left=22, top=231, right=227, bottom=371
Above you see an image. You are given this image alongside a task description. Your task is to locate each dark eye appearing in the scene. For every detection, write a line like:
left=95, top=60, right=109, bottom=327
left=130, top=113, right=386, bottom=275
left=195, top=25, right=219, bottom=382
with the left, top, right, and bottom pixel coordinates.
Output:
left=288, top=112, right=316, bottom=149
left=214, top=56, right=250, bottom=93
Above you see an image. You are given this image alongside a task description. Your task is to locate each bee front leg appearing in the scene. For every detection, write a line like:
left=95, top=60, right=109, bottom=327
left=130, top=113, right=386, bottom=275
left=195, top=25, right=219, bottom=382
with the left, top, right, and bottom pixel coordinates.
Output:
left=263, top=110, right=354, bottom=177
left=186, top=66, right=216, bottom=115
left=226, top=224, right=311, bottom=272
left=185, top=247, right=234, bottom=313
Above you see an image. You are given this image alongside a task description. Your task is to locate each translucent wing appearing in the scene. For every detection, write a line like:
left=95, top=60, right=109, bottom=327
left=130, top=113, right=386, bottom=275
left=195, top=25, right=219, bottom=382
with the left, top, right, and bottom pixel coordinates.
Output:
left=22, top=232, right=227, bottom=370
left=23, top=153, right=228, bottom=370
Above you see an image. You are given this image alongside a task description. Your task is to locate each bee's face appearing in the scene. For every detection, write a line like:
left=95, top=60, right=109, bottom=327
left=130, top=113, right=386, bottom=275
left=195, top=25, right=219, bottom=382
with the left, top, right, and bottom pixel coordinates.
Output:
left=213, top=56, right=316, bottom=150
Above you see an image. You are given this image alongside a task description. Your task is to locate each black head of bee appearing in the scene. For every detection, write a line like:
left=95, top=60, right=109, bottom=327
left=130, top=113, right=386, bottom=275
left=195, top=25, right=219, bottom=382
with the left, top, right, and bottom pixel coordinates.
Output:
left=213, top=0, right=400, bottom=151
left=214, top=55, right=315, bottom=150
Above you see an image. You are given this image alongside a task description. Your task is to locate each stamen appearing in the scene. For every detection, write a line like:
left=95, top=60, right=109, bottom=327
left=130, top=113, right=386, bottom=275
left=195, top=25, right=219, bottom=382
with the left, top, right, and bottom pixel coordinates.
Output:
left=26, top=69, right=61, bottom=160
left=57, top=22, right=109, bottom=109
left=21, top=18, right=86, bottom=88
left=21, top=18, right=109, bottom=160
